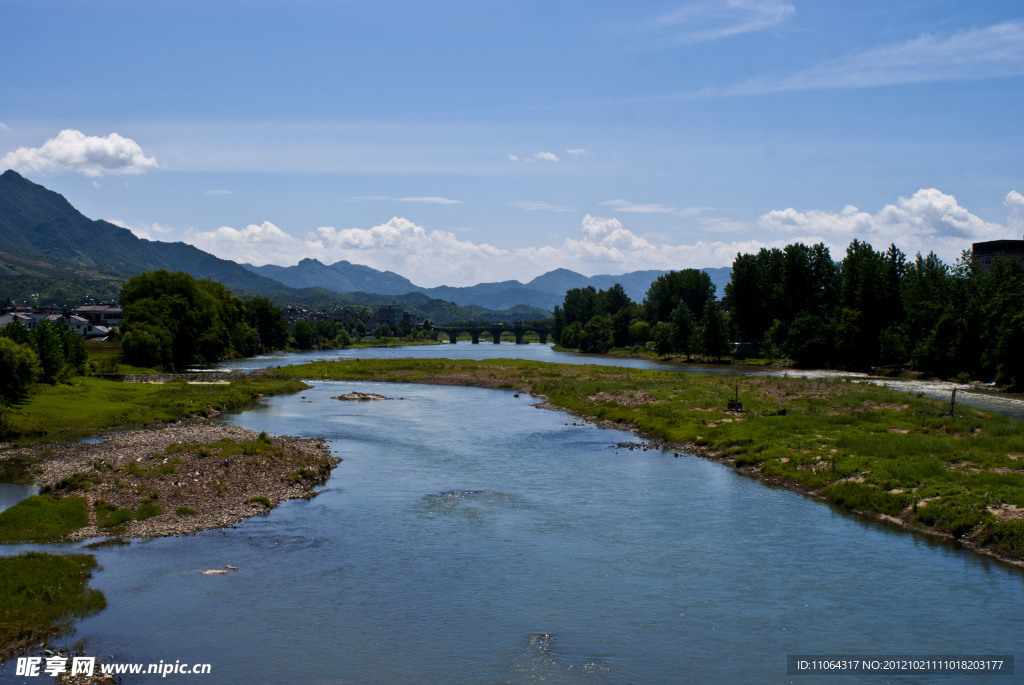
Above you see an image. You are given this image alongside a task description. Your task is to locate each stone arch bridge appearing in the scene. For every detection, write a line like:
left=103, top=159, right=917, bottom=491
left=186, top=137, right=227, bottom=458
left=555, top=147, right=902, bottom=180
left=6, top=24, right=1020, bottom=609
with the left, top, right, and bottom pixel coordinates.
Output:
left=433, top=321, right=550, bottom=344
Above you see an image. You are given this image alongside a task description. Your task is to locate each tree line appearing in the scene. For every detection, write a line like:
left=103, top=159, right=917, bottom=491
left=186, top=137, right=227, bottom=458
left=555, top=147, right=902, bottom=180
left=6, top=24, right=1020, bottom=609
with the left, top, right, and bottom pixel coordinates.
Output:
left=0, top=317, right=87, bottom=401
left=553, top=240, right=1024, bottom=389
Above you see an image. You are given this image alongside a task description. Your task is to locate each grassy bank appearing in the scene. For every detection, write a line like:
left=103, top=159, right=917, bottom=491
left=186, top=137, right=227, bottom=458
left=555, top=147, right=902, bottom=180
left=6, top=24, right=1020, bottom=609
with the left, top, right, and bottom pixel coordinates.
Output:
left=0, top=553, right=106, bottom=662
left=270, top=358, right=1024, bottom=563
left=1, top=375, right=308, bottom=442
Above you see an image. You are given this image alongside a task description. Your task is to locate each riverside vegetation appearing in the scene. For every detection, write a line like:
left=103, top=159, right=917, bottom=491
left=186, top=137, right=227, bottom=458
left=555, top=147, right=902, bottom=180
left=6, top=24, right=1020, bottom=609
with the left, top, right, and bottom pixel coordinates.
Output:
left=271, top=357, right=1024, bottom=565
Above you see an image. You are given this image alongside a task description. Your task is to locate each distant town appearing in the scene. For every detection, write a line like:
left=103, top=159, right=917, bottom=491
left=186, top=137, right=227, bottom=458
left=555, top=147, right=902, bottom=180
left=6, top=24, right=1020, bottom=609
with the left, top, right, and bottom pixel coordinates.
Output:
left=0, top=300, right=433, bottom=342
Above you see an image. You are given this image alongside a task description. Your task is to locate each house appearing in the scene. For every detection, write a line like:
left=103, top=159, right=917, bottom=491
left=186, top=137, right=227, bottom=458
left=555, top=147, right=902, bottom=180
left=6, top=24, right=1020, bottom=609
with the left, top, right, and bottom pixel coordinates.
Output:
left=0, top=312, right=37, bottom=331
left=73, top=305, right=122, bottom=327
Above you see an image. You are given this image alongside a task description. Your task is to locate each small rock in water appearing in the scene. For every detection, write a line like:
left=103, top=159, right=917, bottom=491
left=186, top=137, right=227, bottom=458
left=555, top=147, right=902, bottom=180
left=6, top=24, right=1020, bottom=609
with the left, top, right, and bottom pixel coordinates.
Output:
left=331, top=392, right=390, bottom=401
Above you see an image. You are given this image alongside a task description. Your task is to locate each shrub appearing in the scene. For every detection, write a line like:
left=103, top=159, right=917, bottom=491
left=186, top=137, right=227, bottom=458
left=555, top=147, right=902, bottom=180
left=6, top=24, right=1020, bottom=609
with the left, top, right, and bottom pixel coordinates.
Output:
left=175, top=507, right=198, bottom=516
left=135, top=503, right=163, bottom=521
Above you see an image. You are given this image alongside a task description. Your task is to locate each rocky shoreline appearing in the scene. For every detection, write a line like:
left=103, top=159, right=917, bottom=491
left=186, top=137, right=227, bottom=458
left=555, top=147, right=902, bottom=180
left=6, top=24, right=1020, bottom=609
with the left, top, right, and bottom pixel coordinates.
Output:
left=0, top=422, right=340, bottom=540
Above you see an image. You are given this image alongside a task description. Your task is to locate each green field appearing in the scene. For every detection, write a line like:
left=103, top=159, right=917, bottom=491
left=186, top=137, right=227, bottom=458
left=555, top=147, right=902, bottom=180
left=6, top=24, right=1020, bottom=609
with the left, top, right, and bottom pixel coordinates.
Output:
left=1, top=375, right=307, bottom=441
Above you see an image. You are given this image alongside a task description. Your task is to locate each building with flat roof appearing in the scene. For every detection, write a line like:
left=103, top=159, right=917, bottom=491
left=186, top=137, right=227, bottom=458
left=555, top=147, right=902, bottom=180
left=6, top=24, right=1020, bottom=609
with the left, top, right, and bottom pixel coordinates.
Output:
left=972, top=236, right=1024, bottom=271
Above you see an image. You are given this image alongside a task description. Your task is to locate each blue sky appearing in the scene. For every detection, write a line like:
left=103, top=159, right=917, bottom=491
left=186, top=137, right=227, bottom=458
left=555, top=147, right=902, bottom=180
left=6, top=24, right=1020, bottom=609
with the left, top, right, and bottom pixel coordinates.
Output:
left=2, top=0, right=1022, bottom=286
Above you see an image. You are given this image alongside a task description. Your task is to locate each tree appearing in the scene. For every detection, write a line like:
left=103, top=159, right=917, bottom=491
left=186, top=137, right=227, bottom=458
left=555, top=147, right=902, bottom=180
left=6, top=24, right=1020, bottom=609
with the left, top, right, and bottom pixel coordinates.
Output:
left=670, top=302, right=696, bottom=359
left=245, top=297, right=288, bottom=353
left=0, top=337, right=39, bottom=401
left=120, top=270, right=252, bottom=370
left=644, top=270, right=715, bottom=326
left=579, top=314, right=614, bottom=353
left=562, top=286, right=597, bottom=327
left=651, top=321, right=674, bottom=355
left=699, top=300, right=730, bottom=361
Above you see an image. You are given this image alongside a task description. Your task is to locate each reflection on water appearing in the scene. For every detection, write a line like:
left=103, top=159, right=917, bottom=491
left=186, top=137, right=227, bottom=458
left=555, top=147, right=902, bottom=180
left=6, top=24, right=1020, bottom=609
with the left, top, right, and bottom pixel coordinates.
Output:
left=0, top=482, right=37, bottom=512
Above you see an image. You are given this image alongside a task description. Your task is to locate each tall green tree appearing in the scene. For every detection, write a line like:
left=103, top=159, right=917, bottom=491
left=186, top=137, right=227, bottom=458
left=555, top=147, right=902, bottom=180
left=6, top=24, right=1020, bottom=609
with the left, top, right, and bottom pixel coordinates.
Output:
left=643, top=270, right=715, bottom=326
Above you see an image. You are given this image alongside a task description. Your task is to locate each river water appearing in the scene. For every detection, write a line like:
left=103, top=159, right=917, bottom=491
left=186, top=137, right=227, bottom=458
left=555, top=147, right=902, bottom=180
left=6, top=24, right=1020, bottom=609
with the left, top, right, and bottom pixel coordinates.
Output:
left=1, top=345, right=1022, bottom=683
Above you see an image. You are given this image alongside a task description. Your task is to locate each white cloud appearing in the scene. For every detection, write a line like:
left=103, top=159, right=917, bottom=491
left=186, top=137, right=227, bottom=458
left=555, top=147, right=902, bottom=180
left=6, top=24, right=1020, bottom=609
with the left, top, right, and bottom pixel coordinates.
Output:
left=181, top=189, right=1018, bottom=286
left=533, top=152, right=560, bottom=162
left=509, top=201, right=577, bottom=213
left=186, top=221, right=321, bottom=266
left=1005, top=190, right=1024, bottom=234
left=565, top=148, right=587, bottom=156
left=693, top=19, right=1024, bottom=97
left=0, top=122, right=10, bottom=132
left=759, top=188, right=1012, bottom=262
left=205, top=189, right=232, bottom=196
left=507, top=154, right=520, bottom=162
left=110, top=220, right=176, bottom=241
left=0, top=129, right=158, bottom=177
left=184, top=214, right=765, bottom=286
left=642, top=0, right=795, bottom=46
left=397, top=196, right=463, bottom=205
left=600, top=199, right=677, bottom=214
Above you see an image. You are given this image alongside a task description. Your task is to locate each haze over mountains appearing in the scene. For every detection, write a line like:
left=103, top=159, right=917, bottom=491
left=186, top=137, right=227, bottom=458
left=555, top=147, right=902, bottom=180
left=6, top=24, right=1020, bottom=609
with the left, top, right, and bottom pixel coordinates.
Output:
left=0, top=169, right=731, bottom=319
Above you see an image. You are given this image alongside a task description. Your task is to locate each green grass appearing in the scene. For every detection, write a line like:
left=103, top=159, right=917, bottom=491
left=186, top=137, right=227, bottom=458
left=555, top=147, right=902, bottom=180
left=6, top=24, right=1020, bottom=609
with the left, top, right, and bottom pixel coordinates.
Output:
left=175, top=507, right=198, bottom=516
left=135, top=502, right=163, bottom=520
left=0, top=496, right=89, bottom=543
left=0, top=552, right=106, bottom=661
left=269, top=357, right=1024, bottom=560
left=1, top=375, right=308, bottom=441
left=94, top=499, right=134, bottom=529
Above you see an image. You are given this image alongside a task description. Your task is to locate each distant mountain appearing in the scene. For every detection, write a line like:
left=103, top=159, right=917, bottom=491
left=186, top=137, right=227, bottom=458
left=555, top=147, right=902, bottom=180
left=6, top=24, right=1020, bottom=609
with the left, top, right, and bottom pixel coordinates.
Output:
left=243, top=258, right=733, bottom=312
left=245, top=258, right=418, bottom=294
left=0, top=169, right=291, bottom=296
left=0, top=171, right=551, bottom=324
left=0, top=170, right=733, bottom=322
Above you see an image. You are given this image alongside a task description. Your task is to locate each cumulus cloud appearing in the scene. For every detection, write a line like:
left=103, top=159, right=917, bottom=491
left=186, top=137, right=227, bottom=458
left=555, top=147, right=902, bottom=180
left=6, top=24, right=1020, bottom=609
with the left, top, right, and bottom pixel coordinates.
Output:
left=759, top=188, right=1012, bottom=261
left=1005, top=190, right=1024, bottom=234
left=184, top=214, right=769, bottom=286
left=600, top=199, right=677, bottom=214
left=533, top=152, right=560, bottom=162
left=0, top=129, right=158, bottom=177
left=181, top=188, right=1019, bottom=286
left=110, top=220, right=176, bottom=241
left=186, top=221, right=322, bottom=266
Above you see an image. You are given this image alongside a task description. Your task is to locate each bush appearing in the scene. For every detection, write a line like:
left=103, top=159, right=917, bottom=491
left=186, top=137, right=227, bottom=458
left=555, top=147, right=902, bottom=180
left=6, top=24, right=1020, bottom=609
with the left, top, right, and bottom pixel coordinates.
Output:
left=821, top=481, right=912, bottom=516
left=135, top=503, right=163, bottom=521
left=175, top=507, right=198, bottom=516
left=915, top=499, right=989, bottom=538
left=0, top=336, right=39, bottom=401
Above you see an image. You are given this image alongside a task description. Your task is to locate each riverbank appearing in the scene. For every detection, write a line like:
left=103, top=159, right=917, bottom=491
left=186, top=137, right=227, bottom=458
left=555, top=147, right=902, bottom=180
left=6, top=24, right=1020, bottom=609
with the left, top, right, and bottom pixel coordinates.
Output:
left=0, top=422, right=339, bottom=541
left=268, top=357, right=1024, bottom=568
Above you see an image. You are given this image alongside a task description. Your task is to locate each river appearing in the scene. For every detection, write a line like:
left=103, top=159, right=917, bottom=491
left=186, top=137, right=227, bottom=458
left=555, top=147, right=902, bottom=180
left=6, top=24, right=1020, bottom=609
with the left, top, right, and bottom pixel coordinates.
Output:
left=1, top=345, right=1022, bottom=683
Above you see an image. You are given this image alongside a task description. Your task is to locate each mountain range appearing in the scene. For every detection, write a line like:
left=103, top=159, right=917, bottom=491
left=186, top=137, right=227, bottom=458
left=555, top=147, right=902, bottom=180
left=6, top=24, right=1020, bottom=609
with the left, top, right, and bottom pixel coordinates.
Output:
left=244, top=260, right=732, bottom=311
left=0, top=169, right=732, bottom=320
